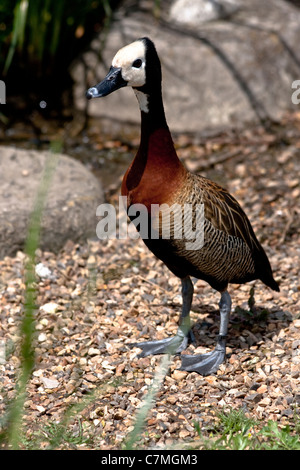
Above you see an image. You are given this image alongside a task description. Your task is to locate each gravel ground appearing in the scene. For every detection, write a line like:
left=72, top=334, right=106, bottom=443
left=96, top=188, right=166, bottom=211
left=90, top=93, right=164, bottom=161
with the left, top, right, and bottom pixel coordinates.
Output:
left=0, top=114, right=299, bottom=449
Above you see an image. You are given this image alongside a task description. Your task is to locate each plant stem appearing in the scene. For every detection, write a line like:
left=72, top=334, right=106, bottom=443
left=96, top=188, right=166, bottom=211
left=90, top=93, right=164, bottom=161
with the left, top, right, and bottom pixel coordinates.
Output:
left=124, top=354, right=171, bottom=449
left=6, top=152, right=58, bottom=449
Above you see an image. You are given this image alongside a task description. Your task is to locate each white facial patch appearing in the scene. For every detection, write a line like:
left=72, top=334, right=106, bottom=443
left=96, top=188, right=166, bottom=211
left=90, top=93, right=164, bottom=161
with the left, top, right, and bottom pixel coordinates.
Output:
left=134, top=89, right=149, bottom=113
left=112, top=40, right=146, bottom=87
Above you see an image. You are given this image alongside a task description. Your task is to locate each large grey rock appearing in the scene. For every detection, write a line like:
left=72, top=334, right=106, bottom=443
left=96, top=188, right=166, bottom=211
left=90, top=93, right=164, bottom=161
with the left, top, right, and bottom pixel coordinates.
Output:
left=169, top=0, right=239, bottom=25
left=0, top=146, right=104, bottom=258
left=71, top=0, right=300, bottom=136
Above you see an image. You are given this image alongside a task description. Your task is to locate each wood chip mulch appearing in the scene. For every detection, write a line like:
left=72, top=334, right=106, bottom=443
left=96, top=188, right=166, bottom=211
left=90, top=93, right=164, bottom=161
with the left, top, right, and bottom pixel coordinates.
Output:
left=0, top=113, right=299, bottom=449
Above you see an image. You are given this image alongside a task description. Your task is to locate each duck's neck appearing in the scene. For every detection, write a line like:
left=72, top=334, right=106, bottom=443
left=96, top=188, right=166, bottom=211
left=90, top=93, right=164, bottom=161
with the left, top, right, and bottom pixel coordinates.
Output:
left=124, top=88, right=184, bottom=194
left=135, top=88, right=168, bottom=137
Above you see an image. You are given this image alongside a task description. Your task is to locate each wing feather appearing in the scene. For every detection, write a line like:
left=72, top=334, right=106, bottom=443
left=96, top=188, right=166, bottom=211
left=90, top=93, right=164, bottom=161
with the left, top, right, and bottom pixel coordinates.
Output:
left=192, top=175, right=261, bottom=253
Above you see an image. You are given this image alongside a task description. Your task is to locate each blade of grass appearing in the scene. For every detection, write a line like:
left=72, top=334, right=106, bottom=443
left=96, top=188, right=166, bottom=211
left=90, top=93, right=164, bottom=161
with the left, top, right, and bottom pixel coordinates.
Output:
left=123, top=353, right=171, bottom=450
left=6, top=150, right=59, bottom=449
left=49, top=0, right=66, bottom=57
left=27, top=0, right=52, bottom=63
left=3, top=0, right=29, bottom=74
left=123, top=321, right=191, bottom=449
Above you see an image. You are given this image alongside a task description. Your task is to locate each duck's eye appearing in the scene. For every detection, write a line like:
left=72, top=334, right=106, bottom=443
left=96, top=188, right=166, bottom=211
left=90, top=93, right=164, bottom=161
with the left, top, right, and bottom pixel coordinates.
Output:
left=132, top=59, right=142, bottom=68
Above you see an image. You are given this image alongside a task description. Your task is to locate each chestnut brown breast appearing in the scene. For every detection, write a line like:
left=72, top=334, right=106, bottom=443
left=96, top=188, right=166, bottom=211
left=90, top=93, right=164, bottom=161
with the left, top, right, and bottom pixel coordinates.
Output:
left=121, top=128, right=187, bottom=210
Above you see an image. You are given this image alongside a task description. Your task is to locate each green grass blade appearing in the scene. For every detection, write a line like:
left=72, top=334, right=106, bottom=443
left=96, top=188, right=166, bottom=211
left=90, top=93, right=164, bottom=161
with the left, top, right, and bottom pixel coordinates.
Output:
left=3, top=0, right=29, bottom=74
left=123, top=354, right=171, bottom=449
left=6, top=151, right=59, bottom=449
left=49, top=0, right=65, bottom=57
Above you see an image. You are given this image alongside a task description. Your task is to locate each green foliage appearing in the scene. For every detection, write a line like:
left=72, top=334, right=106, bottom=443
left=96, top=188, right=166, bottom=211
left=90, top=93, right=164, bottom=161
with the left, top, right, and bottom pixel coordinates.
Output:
left=194, top=407, right=300, bottom=450
left=0, top=0, right=116, bottom=106
left=194, top=408, right=257, bottom=450
left=260, top=419, right=300, bottom=450
left=2, top=0, right=114, bottom=75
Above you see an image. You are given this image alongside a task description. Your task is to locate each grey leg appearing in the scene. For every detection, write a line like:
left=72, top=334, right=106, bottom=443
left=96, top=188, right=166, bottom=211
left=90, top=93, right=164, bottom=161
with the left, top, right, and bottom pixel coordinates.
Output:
left=181, top=290, right=232, bottom=375
left=131, top=276, right=195, bottom=356
left=178, top=276, right=194, bottom=341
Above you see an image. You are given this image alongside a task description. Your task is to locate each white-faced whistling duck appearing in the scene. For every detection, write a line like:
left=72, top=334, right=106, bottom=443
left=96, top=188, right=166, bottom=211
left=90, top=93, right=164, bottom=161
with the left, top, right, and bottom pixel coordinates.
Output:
left=86, top=38, right=279, bottom=375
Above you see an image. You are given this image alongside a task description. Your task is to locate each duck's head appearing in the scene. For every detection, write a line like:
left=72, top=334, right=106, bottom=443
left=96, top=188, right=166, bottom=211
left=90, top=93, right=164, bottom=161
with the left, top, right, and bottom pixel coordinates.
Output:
left=86, top=37, right=161, bottom=101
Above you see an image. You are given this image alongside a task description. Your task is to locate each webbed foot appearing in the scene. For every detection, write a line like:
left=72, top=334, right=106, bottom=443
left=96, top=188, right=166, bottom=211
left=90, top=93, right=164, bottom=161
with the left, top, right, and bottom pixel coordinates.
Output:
left=180, top=336, right=226, bottom=376
left=131, top=329, right=195, bottom=357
